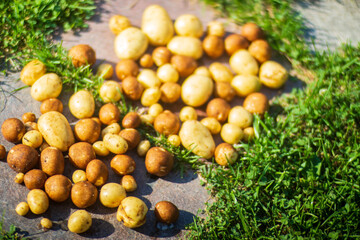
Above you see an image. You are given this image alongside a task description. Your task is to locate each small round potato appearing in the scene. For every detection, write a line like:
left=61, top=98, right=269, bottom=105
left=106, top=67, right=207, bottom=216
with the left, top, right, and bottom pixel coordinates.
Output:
left=24, top=122, right=38, bottom=132
left=141, top=87, right=161, bottom=107
left=68, top=210, right=92, bottom=233
left=14, top=172, right=24, bottom=184
left=259, top=61, right=288, bottom=89
left=145, top=147, right=174, bottom=177
left=152, top=47, right=172, bottom=67
left=7, top=144, right=39, bottom=173
left=181, top=75, right=213, bottom=107
left=203, top=35, right=224, bottom=59
left=148, top=103, right=163, bottom=118
left=243, top=127, right=255, bottom=142
left=0, top=145, right=5, bottom=160
left=27, top=189, right=49, bottom=214
left=101, top=123, right=121, bottom=138
left=140, top=114, right=155, bottom=125
left=224, top=34, right=249, bottom=56
left=99, top=80, right=122, bottom=103
left=111, top=155, right=136, bottom=175
left=96, top=63, right=114, bottom=79
left=22, top=130, right=43, bottom=148
left=45, top=174, right=72, bottom=202
left=200, top=117, right=221, bottom=135
left=230, top=49, right=259, bottom=76
left=92, top=141, right=110, bottom=157
left=137, top=69, right=161, bottom=89
left=231, top=75, right=261, bottom=97
left=24, top=169, right=47, bottom=190
left=139, top=54, right=154, bottom=68
left=221, top=123, right=244, bottom=144
left=115, top=59, right=139, bottom=81
left=174, top=14, right=203, bottom=38
left=103, top=133, right=128, bottom=154
left=248, top=39, right=271, bottom=64
left=41, top=218, right=53, bottom=229
left=214, top=143, right=238, bottom=166
left=99, top=103, right=120, bottom=125
left=16, top=202, right=29, bottom=216
left=160, top=82, right=181, bottom=103
left=22, top=112, right=36, bottom=123
left=137, top=140, right=151, bottom=157
left=71, top=181, right=98, bottom=208
left=69, top=90, right=95, bottom=119
left=121, top=175, right=137, bottom=192
left=114, top=27, right=148, bottom=60
left=86, top=159, right=108, bottom=187
left=179, top=106, right=197, bottom=122
left=116, top=196, right=148, bottom=228
left=40, top=98, right=63, bottom=114
left=154, top=110, right=180, bottom=136
left=241, top=22, right=264, bottom=42
left=154, top=201, right=179, bottom=224
left=157, top=63, right=179, bottom=83
left=193, top=66, right=211, bottom=78
left=209, top=62, right=233, bottom=83
left=100, top=183, right=126, bottom=208
left=171, top=55, right=197, bottom=77
left=109, top=15, right=131, bottom=35
left=69, top=142, right=96, bottom=169
left=214, top=82, right=236, bottom=102
left=68, top=44, right=96, bottom=67
left=228, top=106, right=253, bottom=128
left=206, top=98, right=231, bottom=123
left=207, top=21, right=225, bottom=37
left=72, top=170, right=87, bottom=183
left=74, top=118, right=101, bottom=143
left=122, top=112, right=141, bottom=129
left=119, top=128, right=141, bottom=150
left=168, top=135, right=181, bottom=147
left=40, top=147, right=64, bottom=176
left=20, top=60, right=46, bottom=86
left=122, top=76, right=144, bottom=101
left=243, top=92, right=269, bottom=116
left=1, top=118, right=26, bottom=143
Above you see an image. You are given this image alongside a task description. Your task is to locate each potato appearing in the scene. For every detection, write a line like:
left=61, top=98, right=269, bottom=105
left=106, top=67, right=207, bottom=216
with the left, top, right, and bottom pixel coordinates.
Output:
left=24, top=122, right=38, bottom=132
left=91, top=117, right=101, bottom=126
left=101, top=123, right=121, bottom=138
left=114, top=27, right=148, bottom=60
left=148, top=103, right=163, bottom=118
left=137, top=140, right=151, bottom=157
left=86, top=159, right=108, bottom=187
left=228, top=106, right=253, bottom=128
left=203, top=35, right=224, bottom=59
left=139, top=54, right=154, bottom=68
left=39, top=147, right=64, bottom=176
left=121, top=175, right=137, bottom=192
left=0, top=145, right=5, bottom=160
left=72, top=170, right=87, bottom=183
left=111, top=155, right=136, bottom=175
left=181, top=75, right=213, bottom=107
left=68, top=44, right=96, bottom=67
left=152, top=47, right=172, bottom=67
left=99, top=80, right=122, bottom=103
left=221, top=123, right=244, bottom=144
left=243, top=127, right=255, bottom=142
left=193, top=66, right=211, bottom=78
left=141, top=87, right=161, bottom=107
left=1, top=118, right=26, bottom=143
left=122, top=77, right=144, bottom=101
left=74, top=118, right=100, bottom=143
left=171, top=55, right=197, bottom=77
left=22, top=130, right=43, bottom=148
left=248, top=39, right=271, bottom=64
left=20, top=60, right=46, bottom=86
left=68, top=210, right=92, bottom=233
left=109, top=15, right=131, bottom=35
left=200, top=117, right=221, bottom=135
left=259, top=61, right=288, bottom=89
left=168, top=135, right=181, bottom=147
left=71, top=181, right=98, bottom=208
left=119, top=128, right=141, bottom=150
left=27, top=189, right=49, bottom=214
left=179, top=120, right=215, bottom=159
left=99, top=103, right=120, bottom=125
left=14, top=172, right=24, bottom=184
left=154, top=110, right=180, bottom=136
left=157, top=63, right=179, bottom=83
left=44, top=174, right=72, bottom=202
left=207, top=21, right=225, bottom=37
left=122, top=112, right=141, bottom=129
left=214, top=82, right=236, bottom=102
left=209, top=62, right=233, bottom=83
left=92, top=141, right=109, bottom=157
left=174, top=14, right=203, bottom=38
left=69, top=90, right=95, bottom=119
left=7, top=144, right=39, bottom=173
left=100, top=183, right=126, bottom=208
left=141, top=5, right=174, bottom=46
left=224, top=34, right=249, bottom=56
left=137, top=69, right=161, bottom=89
left=229, top=50, right=259, bottom=76
left=231, top=75, right=261, bottom=97
left=179, top=106, right=197, bottom=122
left=115, top=59, right=139, bottom=81
left=15, top=202, right=29, bottom=216
left=24, top=169, right=47, bottom=190
left=96, top=63, right=114, bottom=79
left=103, top=133, right=128, bottom=154
left=117, top=196, right=148, bottom=228
left=40, top=218, right=53, bottom=229
left=140, top=114, right=155, bottom=125
left=241, top=22, right=264, bottom=42
left=167, top=36, right=203, bottom=60
left=40, top=98, right=63, bottom=114
left=22, top=112, right=36, bottom=123
left=154, top=201, right=179, bottom=224
left=243, top=92, right=269, bottom=116
left=206, top=98, right=231, bottom=123
left=214, top=143, right=238, bottom=166
left=69, top=142, right=96, bottom=169
left=160, top=82, right=181, bottom=103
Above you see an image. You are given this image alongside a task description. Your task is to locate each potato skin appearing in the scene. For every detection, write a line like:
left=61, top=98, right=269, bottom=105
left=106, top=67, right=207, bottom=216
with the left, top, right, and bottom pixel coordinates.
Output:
left=154, top=201, right=179, bottom=224
left=160, top=82, right=181, bottom=103
left=116, top=196, right=148, bottom=228
left=171, top=55, right=197, bottom=78
left=0, top=145, right=6, bottom=160
left=68, top=44, right=96, bottom=67
left=181, top=75, right=213, bottom=107
left=114, top=27, right=148, bottom=60
left=7, top=144, right=39, bottom=173
left=69, top=90, right=95, bottom=119
left=214, top=82, right=236, bottom=102
left=20, top=60, right=46, bottom=86
left=71, top=181, right=98, bottom=208
left=1, top=118, right=26, bottom=143
left=40, top=98, right=63, bottom=114
left=100, top=183, right=126, bottom=208
left=224, top=34, right=249, bottom=56
left=122, top=76, right=144, bottom=101
left=24, top=169, right=47, bottom=190
left=86, top=159, right=109, bottom=187
left=103, top=134, right=128, bottom=154
left=154, top=110, right=180, bottom=136
left=259, top=61, right=288, bottom=89
left=174, top=14, right=203, bottom=38
left=145, top=147, right=174, bottom=177
left=99, top=103, right=121, bottom=125
left=229, top=49, right=259, bottom=76
left=119, top=128, right=141, bottom=150
left=22, top=112, right=36, bottom=123
left=203, top=35, right=224, bottom=59
left=122, top=112, right=141, bottom=129
left=152, top=47, right=172, bottom=67
left=99, top=80, right=122, bottom=103
left=206, top=98, right=231, bottom=123
left=167, top=36, right=203, bottom=60
left=74, top=118, right=101, bottom=143
left=115, top=60, right=139, bottom=81
left=68, top=210, right=92, bottom=233
left=69, top=142, right=96, bottom=169
left=40, top=147, right=64, bottom=176
left=31, top=73, right=62, bottom=101
left=109, top=15, right=131, bottom=35
left=27, top=189, right=49, bottom=214
left=214, top=143, right=238, bottom=166
left=111, top=155, right=136, bottom=175
left=243, top=92, right=269, bottom=116
left=241, top=22, right=264, bottom=42
left=248, top=39, right=271, bottom=64
left=44, top=175, right=72, bottom=202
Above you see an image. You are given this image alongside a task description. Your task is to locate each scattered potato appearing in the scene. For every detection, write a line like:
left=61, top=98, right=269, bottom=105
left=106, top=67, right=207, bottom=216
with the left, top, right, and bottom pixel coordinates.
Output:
left=174, top=14, right=203, bottom=38
left=86, top=159, right=108, bottom=187
left=74, top=118, right=100, bottom=143
left=157, top=63, right=179, bottom=83
left=141, top=87, right=161, bottom=107
left=99, top=80, right=122, bottom=103
left=101, top=123, right=121, bottom=138
left=100, top=183, right=126, bottom=208
left=111, top=155, right=136, bottom=175
left=145, top=147, right=173, bottom=177
left=68, top=44, right=96, bottom=67
left=179, top=106, right=197, bottom=122
left=181, top=75, right=213, bottom=107
left=7, top=144, right=39, bottom=173
left=114, top=27, right=148, bottom=60
left=243, top=92, right=269, bottom=116
left=168, top=36, right=203, bottom=60
left=24, top=169, right=47, bottom=190
left=243, top=127, right=255, bottom=142
left=171, top=55, right=197, bottom=77
left=109, top=15, right=131, bottom=35
left=22, top=112, right=36, bottom=123
left=14, top=172, right=24, bottom=184
left=206, top=98, right=231, bottom=123
left=31, top=73, right=63, bottom=101
left=193, top=66, right=211, bottom=78
left=40, top=98, right=63, bottom=114
left=221, top=123, right=243, bottom=144
left=69, top=90, right=95, bottom=119
left=148, top=103, right=163, bottom=118
left=140, top=114, right=155, bottom=125
left=119, top=128, right=141, bottom=150
left=99, top=103, right=121, bottom=125
left=68, top=210, right=92, bottom=233
left=259, top=61, right=288, bottom=89
left=1, top=118, right=26, bottom=143
left=152, top=47, right=172, bottom=67
left=117, top=196, right=148, bottom=228
left=231, top=75, right=261, bottom=97
left=72, top=170, right=87, bottom=183
left=209, top=62, right=233, bottom=83
left=103, top=133, right=128, bottom=155
left=229, top=49, right=259, bottom=76
left=154, top=201, right=179, bottom=224
left=203, top=35, right=224, bottom=59
left=122, top=112, right=141, bottom=129
left=224, top=34, right=249, bottom=56
left=45, top=174, right=72, bottom=202
left=0, top=145, right=5, bottom=160
left=137, top=69, right=161, bottom=89
left=71, top=181, right=98, bottom=208
left=248, top=39, right=271, bottom=64
left=41, top=218, right=53, bottom=229
left=168, top=135, right=181, bottom=147
left=120, top=175, right=137, bottom=192
left=241, top=22, right=264, bottom=42
left=96, top=63, right=114, bottom=79
left=160, top=82, right=181, bottom=103
left=15, top=202, right=30, bottom=216
left=154, top=110, right=180, bottom=136
left=137, top=140, right=151, bottom=157
left=200, top=117, right=221, bottom=135
left=20, top=60, right=46, bottom=86
left=214, top=143, right=238, bottom=166
left=115, top=59, right=139, bottom=81
left=27, top=189, right=49, bottom=214
left=40, top=147, right=64, bottom=176
left=122, top=76, right=144, bottom=100
left=22, top=130, right=43, bottom=148
left=207, top=21, right=225, bottom=37
left=69, top=142, right=96, bottom=169
left=139, top=54, right=154, bottom=68
left=228, top=106, right=253, bottom=128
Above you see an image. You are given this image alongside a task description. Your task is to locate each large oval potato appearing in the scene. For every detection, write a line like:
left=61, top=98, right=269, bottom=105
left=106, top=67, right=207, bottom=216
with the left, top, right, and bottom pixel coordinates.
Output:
left=69, top=90, right=95, bottom=119
left=229, top=49, right=259, bottom=76
left=259, top=61, right=288, bottom=89
left=181, top=75, right=213, bottom=107
left=27, top=189, right=49, bottom=214
left=20, top=60, right=46, bottom=86
left=231, top=75, right=261, bottom=97
left=37, top=111, right=75, bottom=152
left=68, top=210, right=92, bottom=233
left=174, top=14, right=203, bottom=38
left=179, top=120, right=215, bottom=159
left=167, top=36, right=203, bottom=60
left=114, top=27, right=148, bottom=60
left=117, top=196, right=148, bottom=228
left=30, top=73, right=62, bottom=101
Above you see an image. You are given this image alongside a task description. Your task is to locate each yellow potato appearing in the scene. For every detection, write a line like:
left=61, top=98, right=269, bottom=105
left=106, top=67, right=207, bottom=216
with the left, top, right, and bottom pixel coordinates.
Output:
left=22, top=130, right=43, bottom=148
left=27, top=189, right=49, bottom=214
left=137, top=140, right=151, bottom=157
left=30, top=73, right=62, bottom=101
left=117, top=196, right=148, bottom=228
left=101, top=123, right=121, bottom=138
left=92, top=141, right=110, bottom=157
left=221, top=123, right=244, bottom=144
left=229, top=49, right=259, bottom=75
left=96, top=63, right=114, bottom=79
left=179, top=120, right=215, bottom=159
left=99, top=80, right=122, bottom=103
left=207, top=21, right=225, bottom=37
left=179, top=106, right=197, bottom=122
left=37, top=111, right=75, bottom=151
left=68, top=210, right=92, bottom=233
left=141, top=87, right=161, bottom=107
left=167, top=36, right=203, bottom=60
left=69, top=90, right=95, bottom=119
left=72, top=169, right=87, bottom=183
left=193, top=66, right=211, bottom=78
left=181, top=75, right=213, bottom=107
left=168, top=135, right=181, bottom=147
left=259, top=61, right=288, bottom=89
left=228, top=106, right=253, bottom=128
left=200, top=117, right=221, bottom=135
left=140, top=114, right=155, bottom=125
left=40, top=218, right=53, bottom=229
left=148, top=103, right=163, bottom=118
left=20, top=60, right=46, bottom=86
left=109, top=15, right=131, bottom=35
left=103, top=133, right=128, bottom=154
left=231, top=75, right=261, bottom=97
left=137, top=69, right=161, bottom=88
left=14, top=173, right=24, bottom=184
left=174, top=14, right=203, bottom=38
left=100, top=183, right=126, bottom=208
left=114, top=27, right=148, bottom=60
left=157, top=63, right=179, bottom=83
left=15, top=202, right=29, bottom=216
left=209, top=62, right=233, bottom=83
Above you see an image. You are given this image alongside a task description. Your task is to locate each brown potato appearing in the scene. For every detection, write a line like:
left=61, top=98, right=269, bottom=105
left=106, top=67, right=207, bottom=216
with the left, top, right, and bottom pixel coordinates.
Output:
left=122, top=76, right=144, bottom=101
left=122, top=112, right=141, bottom=129
left=22, top=112, right=36, bottom=123
left=243, top=92, right=269, bottom=116
left=154, top=110, right=180, bottom=136
left=248, top=39, right=271, bottom=64
left=139, top=54, right=154, bottom=68
left=119, top=128, right=141, bottom=150
left=40, top=98, right=63, bottom=114
left=120, top=175, right=137, bottom=192
left=214, top=82, right=236, bottom=102
left=1, top=118, right=26, bottom=143
left=40, top=147, right=64, bottom=176
left=241, top=22, right=264, bottom=42
left=160, top=82, right=181, bottom=103
left=86, top=159, right=108, bottom=187
left=7, top=144, right=39, bottom=173
left=171, top=55, right=197, bottom=77
left=152, top=47, right=172, bottom=67
left=111, top=155, right=136, bottom=175
left=224, top=34, right=249, bottom=56
left=91, top=117, right=102, bottom=127
left=44, top=175, right=72, bottom=202
left=24, top=169, right=47, bottom=190
left=24, top=122, right=38, bottom=132
left=154, top=201, right=179, bottom=224
left=115, top=59, right=139, bottom=81
left=99, top=103, right=121, bottom=125
left=203, top=35, right=224, bottom=59
left=69, top=142, right=96, bottom=169
left=68, top=44, right=96, bottom=67
left=0, top=145, right=6, bottom=160
left=71, top=181, right=98, bottom=208
left=206, top=98, right=231, bottom=123
left=145, top=147, right=173, bottom=177
left=74, top=118, right=101, bottom=143
left=214, top=143, right=238, bottom=166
